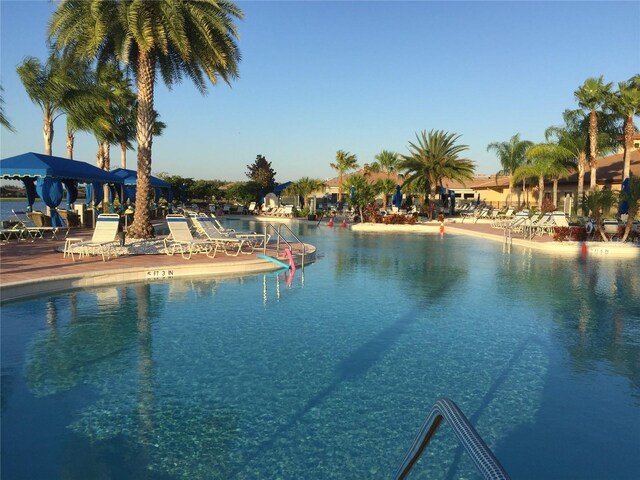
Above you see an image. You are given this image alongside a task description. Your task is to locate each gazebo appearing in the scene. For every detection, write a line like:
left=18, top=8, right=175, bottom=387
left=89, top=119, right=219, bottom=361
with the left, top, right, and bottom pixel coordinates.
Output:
left=0, top=152, right=123, bottom=227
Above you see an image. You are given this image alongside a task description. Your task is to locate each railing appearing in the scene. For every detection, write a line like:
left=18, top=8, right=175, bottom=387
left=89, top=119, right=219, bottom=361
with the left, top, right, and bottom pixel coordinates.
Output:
left=262, top=222, right=307, bottom=269
left=394, top=398, right=510, bottom=480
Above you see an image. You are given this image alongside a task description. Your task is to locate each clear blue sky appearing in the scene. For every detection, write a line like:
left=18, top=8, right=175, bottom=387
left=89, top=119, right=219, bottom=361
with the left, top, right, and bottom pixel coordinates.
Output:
left=1, top=1, right=639, bottom=183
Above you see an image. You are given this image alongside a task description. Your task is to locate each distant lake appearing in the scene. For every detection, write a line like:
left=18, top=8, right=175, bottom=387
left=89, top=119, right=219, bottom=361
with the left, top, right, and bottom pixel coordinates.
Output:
left=1, top=199, right=47, bottom=220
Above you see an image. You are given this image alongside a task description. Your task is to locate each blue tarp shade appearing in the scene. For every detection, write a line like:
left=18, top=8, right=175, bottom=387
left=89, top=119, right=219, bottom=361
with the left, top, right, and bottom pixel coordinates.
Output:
left=23, top=177, right=37, bottom=212
left=62, top=180, right=78, bottom=210
left=273, top=181, right=292, bottom=195
left=1, top=152, right=121, bottom=215
left=111, top=168, right=171, bottom=206
left=0, top=152, right=123, bottom=183
left=85, top=183, right=104, bottom=209
left=36, top=177, right=64, bottom=227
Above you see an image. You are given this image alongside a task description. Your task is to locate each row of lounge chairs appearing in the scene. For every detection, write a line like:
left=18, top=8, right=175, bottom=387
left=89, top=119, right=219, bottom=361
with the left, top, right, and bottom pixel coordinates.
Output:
left=1, top=210, right=68, bottom=242
left=495, top=210, right=571, bottom=239
left=62, top=211, right=270, bottom=262
left=164, top=212, right=270, bottom=259
left=260, top=205, right=295, bottom=217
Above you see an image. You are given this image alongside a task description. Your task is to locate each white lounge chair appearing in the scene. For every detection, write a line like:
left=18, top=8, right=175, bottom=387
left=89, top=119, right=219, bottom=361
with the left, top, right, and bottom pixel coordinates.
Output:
left=64, top=213, right=121, bottom=261
left=164, top=214, right=218, bottom=259
left=12, top=209, right=66, bottom=240
left=188, top=213, right=266, bottom=255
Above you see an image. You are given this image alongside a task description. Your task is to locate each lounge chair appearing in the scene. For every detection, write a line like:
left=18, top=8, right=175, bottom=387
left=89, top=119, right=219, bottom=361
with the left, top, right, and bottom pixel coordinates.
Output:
left=12, top=209, right=66, bottom=240
left=187, top=213, right=266, bottom=254
left=550, top=211, right=570, bottom=228
left=64, top=213, right=121, bottom=262
left=247, top=202, right=257, bottom=214
left=163, top=214, right=218, bottom=259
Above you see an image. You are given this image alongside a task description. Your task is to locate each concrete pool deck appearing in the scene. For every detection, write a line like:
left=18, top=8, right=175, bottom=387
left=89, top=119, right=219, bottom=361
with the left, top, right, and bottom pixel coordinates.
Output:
left=1, top=217, right=637, bottom=302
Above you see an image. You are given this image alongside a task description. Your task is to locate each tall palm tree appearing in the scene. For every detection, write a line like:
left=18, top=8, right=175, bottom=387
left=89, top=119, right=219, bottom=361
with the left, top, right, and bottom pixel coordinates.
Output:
left=619, top=176, right=640, bottom=242
left=369, top=150, right=399, bottom=176
left=517, top=148, right=573, bottom=209
left=330, top=150, right=359, bottom=205
left=0, top=85, right=16, bottom=132
left=574, top=76, right=614, bottom=189
left=283, top=177, right=325, bottom=209
left=50, top=0, right=243, bottom=238
left=375, top=177, right=397, bottom=209
left=487, top=133, right=533, bottom=207
left=545, top=110, right=593, bottom=214
left=611, top=76, right=640, bottom=181
left=399, top=130, right=475, bottom=220
left=342, top=174, right=376, bottom=223
left=16, top=50, right=85, bottom=155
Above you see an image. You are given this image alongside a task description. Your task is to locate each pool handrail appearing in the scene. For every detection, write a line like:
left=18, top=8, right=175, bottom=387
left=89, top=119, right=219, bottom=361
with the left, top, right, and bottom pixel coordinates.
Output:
left=394, top=398, right=510, bottom=480
left=262, top=222, right=306, bottom=269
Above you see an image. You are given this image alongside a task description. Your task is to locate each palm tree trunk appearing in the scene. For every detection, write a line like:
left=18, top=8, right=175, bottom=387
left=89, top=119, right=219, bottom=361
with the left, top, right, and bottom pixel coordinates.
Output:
left=43, top=110, right=53, bottom=156
left=66, top=126, right=74, bottom=159
left=589, top=109, right=598, bottom=190
left=121, top=143, right=127, bottom=169
left=552, top=178, right=559, bottom=207
left=102, top=141, right=111, bottom=213
left=129, top=50, right=156, bottom=239
left=623, top=115, right=633, bottom=180
left=522, top=179, right=527, bottom=208
left=337, top=173, right=343, bottom=204
left=577, top=153, right=586, bottom=216
left=538, top=175, right=545, bottom=210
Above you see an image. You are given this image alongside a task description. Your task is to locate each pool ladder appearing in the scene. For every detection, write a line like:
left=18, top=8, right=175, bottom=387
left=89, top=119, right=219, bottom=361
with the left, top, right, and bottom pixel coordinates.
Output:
left=263, top=222, right=307, bottom=269
left=395, top=398, right=510, bottom=480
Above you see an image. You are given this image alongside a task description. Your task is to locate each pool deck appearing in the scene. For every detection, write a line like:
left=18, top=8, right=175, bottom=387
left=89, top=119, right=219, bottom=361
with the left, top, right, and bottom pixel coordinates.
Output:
left=1, top=217, right=637, bottom=302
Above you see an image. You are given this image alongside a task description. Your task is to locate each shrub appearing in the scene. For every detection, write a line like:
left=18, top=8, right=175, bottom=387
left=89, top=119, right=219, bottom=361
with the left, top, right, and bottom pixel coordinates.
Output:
left=553, top=226, right=587, bottom=242
left=383, top=214, right=417, bottom=225
left=541, top=198, right=556, bottom=214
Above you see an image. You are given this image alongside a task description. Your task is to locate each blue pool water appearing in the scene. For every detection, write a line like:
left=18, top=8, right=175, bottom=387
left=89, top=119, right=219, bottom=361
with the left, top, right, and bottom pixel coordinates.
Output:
left=2, top=220, right=639, bottom=479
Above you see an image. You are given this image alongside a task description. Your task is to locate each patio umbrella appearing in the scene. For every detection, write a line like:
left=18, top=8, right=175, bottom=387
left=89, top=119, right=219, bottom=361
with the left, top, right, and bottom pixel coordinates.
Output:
left=394, top=184, right=402, bottom=208
left=618, top=178, right=630, bottom=215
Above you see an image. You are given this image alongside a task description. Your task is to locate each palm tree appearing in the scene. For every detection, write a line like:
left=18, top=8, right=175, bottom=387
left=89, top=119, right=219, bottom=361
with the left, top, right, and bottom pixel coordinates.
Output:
left=526, top=142, right=576, bottom=208
left=619, top=176, right=640, bottom=242
left=399, top=130, right=475, bottom=220
left=369, top=150, right=399, bottom=176
left=0, top=85, right=16, bottom=132
left=487, top=134, right=533, bottom=207
left=611, top=76, right=640, bottom=181
left=342, top=174, right=376, bottom=223
left=283, top=177, right=325, bottom=209
left=330, top=150, right=359, bottom=205
left=375, top=177, right=397, bottom=209
left=50, top=0, right=243, bottom=238
left=516, top=148, right=573, bottom=210
left=16, top=50, right=85, bottom=155
left=582, top=189, right=617, bottom=241
left=574, top=76, right=613, bottom=189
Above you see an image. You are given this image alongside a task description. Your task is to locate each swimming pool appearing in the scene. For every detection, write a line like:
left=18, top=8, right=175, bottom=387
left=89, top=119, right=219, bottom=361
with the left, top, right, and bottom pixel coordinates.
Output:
left=2, top=220, right=639, bottom=479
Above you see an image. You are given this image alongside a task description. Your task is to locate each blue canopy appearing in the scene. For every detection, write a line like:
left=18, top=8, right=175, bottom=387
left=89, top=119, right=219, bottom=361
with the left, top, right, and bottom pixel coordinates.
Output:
left=110, top=168, right=171, bottom=188
left=0, top=152, right=123, bottom=184
left=273, top=181, right=292, bottom=195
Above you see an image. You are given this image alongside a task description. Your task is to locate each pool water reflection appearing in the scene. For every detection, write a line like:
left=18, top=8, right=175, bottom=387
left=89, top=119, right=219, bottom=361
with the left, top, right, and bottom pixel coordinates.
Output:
left=1, top=221, right=639, bottom=479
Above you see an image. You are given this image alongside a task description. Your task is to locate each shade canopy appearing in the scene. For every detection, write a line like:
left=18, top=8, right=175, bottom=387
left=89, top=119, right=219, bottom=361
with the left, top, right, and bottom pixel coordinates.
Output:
left=0, top=152, right=123, bottom=184
left=273, top=181, right=292, bottom=195
left=111, top=168, right=171, bottom=188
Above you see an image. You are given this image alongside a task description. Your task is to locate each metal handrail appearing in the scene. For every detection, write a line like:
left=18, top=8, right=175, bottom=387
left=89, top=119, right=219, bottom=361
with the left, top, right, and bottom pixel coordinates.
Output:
left=262, top=222, right=307, bottom=269
left=394, top=398, right=510, bottom=480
